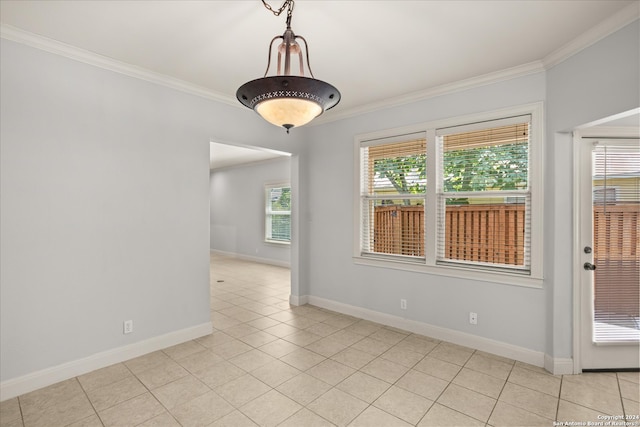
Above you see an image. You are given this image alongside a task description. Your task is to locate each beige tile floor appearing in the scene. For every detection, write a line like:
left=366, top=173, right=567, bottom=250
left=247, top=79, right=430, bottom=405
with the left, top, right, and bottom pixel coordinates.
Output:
left=1, top=253, right=639, bottom=426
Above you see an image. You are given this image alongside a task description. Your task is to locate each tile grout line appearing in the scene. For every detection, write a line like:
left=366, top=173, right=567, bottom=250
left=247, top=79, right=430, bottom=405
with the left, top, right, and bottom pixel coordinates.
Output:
left=371, top=336, right=434, bottom=426
left=556, top=374, right=564, bottom=422
left=15, top=394, right=25, bottom=427
left=76, top=374, right=106, bottom=426
left=484, top=353, right=515, bottom=425
left=420, top=349, right=486, bottom=425
left=121, top=358, right=178, bottom=426
left=616, top=372, right=626, bottom=417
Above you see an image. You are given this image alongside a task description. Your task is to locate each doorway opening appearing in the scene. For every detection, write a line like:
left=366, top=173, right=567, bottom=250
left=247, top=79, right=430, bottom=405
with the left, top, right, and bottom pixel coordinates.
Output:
left=209, top=140, right=299, bottom=305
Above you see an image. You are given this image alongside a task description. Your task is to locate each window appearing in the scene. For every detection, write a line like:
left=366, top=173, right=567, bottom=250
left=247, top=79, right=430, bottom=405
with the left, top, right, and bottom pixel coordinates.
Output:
left=436, top=116, right=531, bottom=273
left=265, top=184, right=291, bottom=243
left=355, top=103, right=543, bottom=286
left=360, top=134, right=427, bottom=258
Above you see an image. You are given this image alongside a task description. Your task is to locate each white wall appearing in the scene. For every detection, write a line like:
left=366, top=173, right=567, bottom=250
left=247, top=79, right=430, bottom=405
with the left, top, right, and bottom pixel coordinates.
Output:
left=210, top=157, right=291, bottom=266
left=0, top=38, right=299, bottom=395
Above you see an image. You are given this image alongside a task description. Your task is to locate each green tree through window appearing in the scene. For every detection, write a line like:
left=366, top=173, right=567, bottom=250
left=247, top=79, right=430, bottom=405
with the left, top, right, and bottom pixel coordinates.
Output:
left=443, top=143, right=528, bottom=203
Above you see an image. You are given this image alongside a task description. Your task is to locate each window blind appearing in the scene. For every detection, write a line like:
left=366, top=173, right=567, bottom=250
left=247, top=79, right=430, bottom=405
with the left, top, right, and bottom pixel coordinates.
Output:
left=591, top=142, right=640, bottom=343
left=436, top=116, right=531, bottom=272
left=360, top=135, right=426, bottom=258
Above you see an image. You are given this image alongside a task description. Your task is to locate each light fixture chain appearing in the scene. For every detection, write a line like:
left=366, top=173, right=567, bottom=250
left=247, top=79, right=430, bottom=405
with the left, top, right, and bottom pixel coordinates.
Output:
left=261, top=0, right=294, bottom=27
left=262, top=0, right=293, bottom=17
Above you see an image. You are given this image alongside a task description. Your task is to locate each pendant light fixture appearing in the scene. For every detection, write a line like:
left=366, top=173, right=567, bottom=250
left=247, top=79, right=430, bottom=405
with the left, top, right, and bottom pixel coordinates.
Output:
left=236, top=0, right=340, bottom=133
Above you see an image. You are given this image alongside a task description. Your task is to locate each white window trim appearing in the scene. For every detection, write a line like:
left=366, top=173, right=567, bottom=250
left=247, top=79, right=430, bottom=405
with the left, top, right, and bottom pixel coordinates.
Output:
left=352, top=102, right=544, bottom=288
left=359, top=132, right=427, bottom=258
left=265, top=182, right=291, bottom=245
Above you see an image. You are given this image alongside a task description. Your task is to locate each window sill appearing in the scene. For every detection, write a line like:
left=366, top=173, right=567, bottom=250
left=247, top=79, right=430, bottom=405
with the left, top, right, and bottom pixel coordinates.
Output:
left=265, top=239, right=291, bottom=246
left=353, top=255, right=543, bottom=289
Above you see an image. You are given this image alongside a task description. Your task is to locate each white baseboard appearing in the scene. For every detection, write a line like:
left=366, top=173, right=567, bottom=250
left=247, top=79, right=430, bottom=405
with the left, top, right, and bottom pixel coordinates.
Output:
left=307, top=295, right=547, bottom=369
left=289, top=294, right=309, bottom=306
left=210, top=249, right=290, bottom=268
left=544, top=354, right=574, bottom=375
left=0, top=322, right=212, bottom=402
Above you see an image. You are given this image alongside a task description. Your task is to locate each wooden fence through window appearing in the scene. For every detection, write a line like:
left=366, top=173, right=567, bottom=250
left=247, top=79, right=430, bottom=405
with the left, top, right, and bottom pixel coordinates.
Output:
left=444, top=204, right=526, bottom=265
left=373, top=204, right=526, bottom=263
left=373, top=205, right=424, bottom=257
left=374, top=202, right=639, bottom=265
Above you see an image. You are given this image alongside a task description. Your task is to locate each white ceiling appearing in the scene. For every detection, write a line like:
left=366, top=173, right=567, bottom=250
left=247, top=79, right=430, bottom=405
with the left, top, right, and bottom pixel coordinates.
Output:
left=1, top=0, right=638, bottom=169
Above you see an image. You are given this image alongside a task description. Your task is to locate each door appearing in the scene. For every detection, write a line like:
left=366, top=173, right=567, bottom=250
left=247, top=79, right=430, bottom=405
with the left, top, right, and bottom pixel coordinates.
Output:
left=578, top=137, right=640, bottom=370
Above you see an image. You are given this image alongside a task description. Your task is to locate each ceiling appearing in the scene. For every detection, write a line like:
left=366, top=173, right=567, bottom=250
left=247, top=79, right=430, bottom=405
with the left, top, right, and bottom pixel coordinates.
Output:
left=1, top=0, right=638, bottom=169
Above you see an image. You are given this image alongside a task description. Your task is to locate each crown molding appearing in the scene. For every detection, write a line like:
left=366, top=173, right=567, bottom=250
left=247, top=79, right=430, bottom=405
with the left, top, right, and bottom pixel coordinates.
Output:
left=543, top=2, right=640, bottom=69
left=0, top=24, right=239, bottom=108
left=313, top=61, right=546, bottom=126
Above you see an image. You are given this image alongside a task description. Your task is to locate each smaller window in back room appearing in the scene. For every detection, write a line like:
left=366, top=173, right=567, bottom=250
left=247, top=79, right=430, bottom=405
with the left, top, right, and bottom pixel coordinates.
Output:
left=265, top=184, right=291, bottom=244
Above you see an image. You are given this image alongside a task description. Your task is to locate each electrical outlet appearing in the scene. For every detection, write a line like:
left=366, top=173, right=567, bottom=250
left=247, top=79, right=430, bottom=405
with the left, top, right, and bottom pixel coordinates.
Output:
left=123, top=320, right=133, bottom=334
left=469, top=312, right=477, bottom=325
left=400, top=299, right=407, bottom=310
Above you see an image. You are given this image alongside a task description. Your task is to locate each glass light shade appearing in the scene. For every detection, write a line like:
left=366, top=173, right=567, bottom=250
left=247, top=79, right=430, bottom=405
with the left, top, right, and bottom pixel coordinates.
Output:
left=237, top=76, right=340, bottom=132
left=256, top=98, right=322, bottom=128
